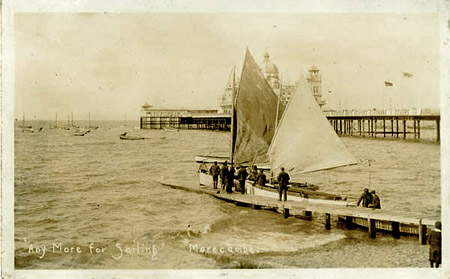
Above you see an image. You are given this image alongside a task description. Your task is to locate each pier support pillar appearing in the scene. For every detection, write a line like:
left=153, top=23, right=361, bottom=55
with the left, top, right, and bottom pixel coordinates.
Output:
left=368, top=218, right=376, bottom=238
left=392, top=221, right=400, bottom=239
left=383, top=119, right=386, bottom=137
left=437, top=119, right=440, bottom=142
left=391, top=119, right=394, bottom=136
left=417, top=120, right=421, bottom=139
left=325, top=213, right=331, bottom=230
left=403, top=120, right=407, bottom=139
left=414, top=120, right=417, bottom=139
left=283, top=208, right=290, bottom=219
left=345, top=216, right=353, bottom=229
left=396, top=118, right=399, bottom=137
left=419, top=219, right=427, bottom=245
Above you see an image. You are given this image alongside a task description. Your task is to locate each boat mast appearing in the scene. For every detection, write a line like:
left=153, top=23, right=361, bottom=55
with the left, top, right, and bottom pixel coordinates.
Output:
left=230, top=66, right=236, bottom=165
left=22, top=111, right=25, bottom=132
left=88, top=112, right=91, bottom=127
left=275, top=76, right=282, bottom=128
left=55, top=112, right=58, bottom=127
left=71, top=111, right=74, bottom=127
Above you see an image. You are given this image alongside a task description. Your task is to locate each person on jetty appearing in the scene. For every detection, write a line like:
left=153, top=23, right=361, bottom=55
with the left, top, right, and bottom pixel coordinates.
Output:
left=356, top=188, right=372, bottom=207
left=249, top=165, right=258, bottom=182
left=428, top=221, right=441, bottom=268
left=237, top=166, right=248, bottom=195
left=220, top=161, right=229, bottom=190
left=368, top=190, right=381, bottom=209
left=227, top=164, right=235, bottom=193
left=277, top=167, right=290, bottom=201
left=256, top=169, right=266, bottom=186
left=209, top=161, right=220, bottom=190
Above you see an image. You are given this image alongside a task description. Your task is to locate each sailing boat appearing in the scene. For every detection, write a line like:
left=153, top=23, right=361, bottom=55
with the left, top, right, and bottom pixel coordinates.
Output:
left=19, top=112, right=33, bottom=130
left=49, top=112, right=58, bottom=129
left=196, top=49, right=357, bottom=203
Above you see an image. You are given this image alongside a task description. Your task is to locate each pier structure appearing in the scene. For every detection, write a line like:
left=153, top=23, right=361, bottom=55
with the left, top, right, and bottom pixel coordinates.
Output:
left=158, top=180, right=438, bottom=243
left=327, top=114, right=440, bottom=142
left=141, top=111, right=440, bottom=142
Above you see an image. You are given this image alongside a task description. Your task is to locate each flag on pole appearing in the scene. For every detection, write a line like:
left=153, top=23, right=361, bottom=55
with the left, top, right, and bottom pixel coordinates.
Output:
left=403, top=72, right=413, bottom=78
left=384, top=81, right=393, bottom=87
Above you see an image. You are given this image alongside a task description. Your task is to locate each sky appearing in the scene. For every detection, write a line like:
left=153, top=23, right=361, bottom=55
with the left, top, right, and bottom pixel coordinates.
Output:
left=15, top=12, right=440, bottom=120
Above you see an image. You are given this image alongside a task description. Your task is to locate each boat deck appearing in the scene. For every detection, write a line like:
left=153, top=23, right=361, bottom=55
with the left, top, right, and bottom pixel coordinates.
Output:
left=157, top=180, right=439, bottom=244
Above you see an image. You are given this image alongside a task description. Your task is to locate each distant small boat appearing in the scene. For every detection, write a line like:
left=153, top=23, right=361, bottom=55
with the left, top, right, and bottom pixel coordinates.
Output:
left=74, top=130, right=90, bottom=136
left=119, top=132, right=165, bottom=140
left=19, top=125, right=32, bottom=129
left=164, top=127, right=179, bottom=132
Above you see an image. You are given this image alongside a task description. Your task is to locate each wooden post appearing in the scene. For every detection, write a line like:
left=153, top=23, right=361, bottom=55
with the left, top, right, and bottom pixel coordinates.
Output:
left=396, top=118, right=399, bottom=137
left=437, top=119, right=440, bottom=142
left=304, top=211, right=312, bottom=218
left=368, top=218, right=376, bottom=238
left=283, top=208, right=290, bottom=219
left=403, top=120, right=406, bottom=139
left=325, top=213, right=331, bottom=230
left=362, top=119, right=365, bottom=136
left=418, top=219, right=427, bottom=245
left=391, top=119, right=394, bottom=136
left=383, top=119, right=386, bottom=137
left=359, top=119, right=362, bottom=136
left=345, top=216, right=353, bottom=229
left=392, top=221, right=400, bottom=239
left=251, top=204, right=261, bottom=210
left=413, top=120, right=417, bottom=139
left=374, top=119, right=377, bottom=137
left=339, top=120, right=342, bottom=135
left=417, top=120, right=420, bottom=139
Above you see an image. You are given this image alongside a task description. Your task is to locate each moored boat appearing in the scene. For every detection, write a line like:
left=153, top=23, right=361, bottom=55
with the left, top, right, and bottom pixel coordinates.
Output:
left=195, top=49, right=360, bottom=204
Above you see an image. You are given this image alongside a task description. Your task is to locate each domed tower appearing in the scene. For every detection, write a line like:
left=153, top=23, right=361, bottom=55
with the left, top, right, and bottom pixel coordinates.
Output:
left=261, top=51, right=280, bottom=95
left=307, top=66, right=326, bottom=108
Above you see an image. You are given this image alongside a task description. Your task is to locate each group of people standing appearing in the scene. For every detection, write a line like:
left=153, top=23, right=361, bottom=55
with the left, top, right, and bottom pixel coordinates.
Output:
left=209, top=161, right=290, bottom=201
left=356, top=188, right=381, bottom=209
left=209, top=161, right=247, bottom=194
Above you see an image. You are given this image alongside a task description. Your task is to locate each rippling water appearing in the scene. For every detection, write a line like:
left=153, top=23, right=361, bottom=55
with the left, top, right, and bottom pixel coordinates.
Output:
left=14, top=120, right=440, bottom=268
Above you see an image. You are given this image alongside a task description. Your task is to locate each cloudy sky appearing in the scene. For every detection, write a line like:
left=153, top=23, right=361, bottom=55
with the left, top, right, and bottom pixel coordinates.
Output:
left=15, top=12, right=440, bottom=120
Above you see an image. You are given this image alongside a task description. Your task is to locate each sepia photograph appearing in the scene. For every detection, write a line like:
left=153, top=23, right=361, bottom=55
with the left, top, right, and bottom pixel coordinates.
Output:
left=2, top=0, right=449, bottom=278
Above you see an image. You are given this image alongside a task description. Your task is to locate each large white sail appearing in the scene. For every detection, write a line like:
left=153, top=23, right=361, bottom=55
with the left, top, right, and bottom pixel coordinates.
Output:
left=268, top=77, right=357, bottom=178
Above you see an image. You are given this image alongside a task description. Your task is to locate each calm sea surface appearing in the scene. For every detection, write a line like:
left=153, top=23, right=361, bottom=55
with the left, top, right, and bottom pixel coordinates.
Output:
left=14, top=120, right=440, bottom=268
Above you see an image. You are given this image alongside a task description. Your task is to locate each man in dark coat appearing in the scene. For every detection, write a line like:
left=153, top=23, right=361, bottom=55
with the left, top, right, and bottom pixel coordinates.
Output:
left=256, top=169, right=266, bottom=186
left=428, top=221, right=441, bottom=268
left=369, top=190, right=381, bottom=209
left=277, top=167, right=290, bottom=201
left=220, top=161, right=229, bottom=190
left=237, top=166, right=248, bottom=195
left=209, top=161, right=220, bottom=189
left=356, top=188, right=372, bottom=207
left=227, top=165, right=235, bottom=193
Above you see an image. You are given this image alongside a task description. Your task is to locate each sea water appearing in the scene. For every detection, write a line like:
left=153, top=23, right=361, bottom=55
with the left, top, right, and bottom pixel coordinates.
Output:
left=13, top=121, right=440, bottom=268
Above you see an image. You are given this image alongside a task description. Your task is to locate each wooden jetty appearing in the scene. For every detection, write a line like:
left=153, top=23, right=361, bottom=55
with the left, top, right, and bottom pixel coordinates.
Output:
left=158, top=180, right=438, bottom=244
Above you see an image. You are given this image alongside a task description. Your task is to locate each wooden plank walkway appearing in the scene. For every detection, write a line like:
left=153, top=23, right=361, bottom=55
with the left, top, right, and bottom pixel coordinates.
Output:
left=157, top=180, right=439, bottom=244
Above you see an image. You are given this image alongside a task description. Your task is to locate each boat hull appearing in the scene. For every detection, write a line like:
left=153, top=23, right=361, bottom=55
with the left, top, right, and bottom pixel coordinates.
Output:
left=197, top=171, right=350, bottom=206
left=198, top=171, right=214, bottom=186
left=120, top=136, right=145, bottom=140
